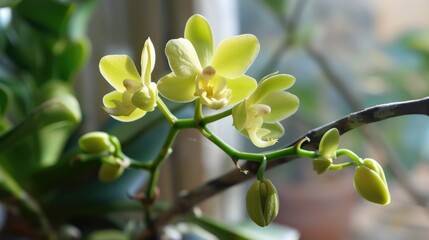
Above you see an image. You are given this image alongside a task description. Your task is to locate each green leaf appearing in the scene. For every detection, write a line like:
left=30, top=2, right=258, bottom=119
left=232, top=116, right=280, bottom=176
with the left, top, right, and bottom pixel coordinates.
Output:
left=184, top=14, right=214, bottom=68
left=211, top=34, right=259, bottom=79
left=66, top=0, right=98, bottom=39
left=15, top=0, right=74, bottom=36
left=99, top=55, right=140, bottom=92
left=54, top=38, right=90, bottom=82
left=165, top=38, right=202, bottom=78
left=86, top=230, right=128, bottom=240
left=188, top=216, right=252, bottom=240
left=157, top=73, right=196, bottom=102
left=0, top=0, right=20, bottom=8
left=0, top=84, right=10, bottom=116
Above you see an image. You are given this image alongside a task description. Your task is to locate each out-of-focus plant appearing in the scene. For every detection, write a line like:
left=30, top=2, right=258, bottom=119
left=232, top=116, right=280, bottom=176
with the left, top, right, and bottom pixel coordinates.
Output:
left=0, top=0, right=99, bottom=239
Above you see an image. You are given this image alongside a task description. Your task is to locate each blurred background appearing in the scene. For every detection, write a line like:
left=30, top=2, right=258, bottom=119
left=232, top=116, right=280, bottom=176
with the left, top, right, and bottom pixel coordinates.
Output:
left=2, top=0, right=429, bottom=239
left=76, top=0, right=429, bottom=238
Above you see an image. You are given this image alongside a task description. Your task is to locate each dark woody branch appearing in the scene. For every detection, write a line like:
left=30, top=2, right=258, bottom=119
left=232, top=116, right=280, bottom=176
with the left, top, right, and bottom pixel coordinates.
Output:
left=150, top=96, right=429, bottom=233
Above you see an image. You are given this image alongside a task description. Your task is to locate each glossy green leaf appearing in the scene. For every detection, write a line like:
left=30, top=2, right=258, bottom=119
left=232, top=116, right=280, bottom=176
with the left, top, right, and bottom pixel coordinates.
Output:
left=184, top=14, right=214, bottom=68
left=226, top=75, right=257, bottom=106
left=54, top=38, right=90, bottom=82
left=165, top=38, right=202, bottom=78
left=259, top=91, right=299, bottom=123
left=15, top=0, right=74, bottom=36
left=211, top=34, right=259, bottom=79
left=99, top=55, right=140, bottom=91
left=157, top=73, right=196, bottom=102
left=66, top=0, right=98, bottom=39
left=86, top=230, right=128, bottom=240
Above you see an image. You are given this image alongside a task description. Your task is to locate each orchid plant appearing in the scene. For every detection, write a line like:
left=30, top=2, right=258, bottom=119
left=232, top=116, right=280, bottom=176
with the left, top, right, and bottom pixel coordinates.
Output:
left=78, top=14, right=390, bottom=233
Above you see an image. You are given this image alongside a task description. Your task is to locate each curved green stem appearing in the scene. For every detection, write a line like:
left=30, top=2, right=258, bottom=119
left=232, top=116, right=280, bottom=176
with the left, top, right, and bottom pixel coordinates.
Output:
left=256, top=157, right=267, bottom=180
left=328, top=161, right=356, bottom=170
left=336, top=148, right=362, bottom=166
left=201, top=108, right=232, bottom=125
left=157, top=97, right=177, bottom=126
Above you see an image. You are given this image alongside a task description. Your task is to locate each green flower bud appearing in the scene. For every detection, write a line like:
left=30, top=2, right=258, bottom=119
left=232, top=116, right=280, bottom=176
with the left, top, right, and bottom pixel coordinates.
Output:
left=246, top=179, right=279, bottom=227
left=98, top=156, right=129, bottom=182
left=354, top=158, right=390, bottom=205
left=312, top=157, right=332, bottom=175
left=79, top=132, right=113, bottom=154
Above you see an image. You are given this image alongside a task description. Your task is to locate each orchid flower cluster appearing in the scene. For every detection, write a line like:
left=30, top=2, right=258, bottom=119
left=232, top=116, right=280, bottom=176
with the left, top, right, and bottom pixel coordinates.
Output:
left=78, top=14, right=390, bottom=228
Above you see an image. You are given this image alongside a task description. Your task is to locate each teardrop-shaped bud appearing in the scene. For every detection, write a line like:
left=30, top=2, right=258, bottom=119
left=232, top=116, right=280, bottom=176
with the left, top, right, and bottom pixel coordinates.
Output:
left=354, top=158, right=390, bottom=205
left=98, top=156, right=127, bottom=182
left=79, top=132, right=113, bottom=154
left=312, top=157, right=332, bottom=175
left=246, top=179, right=279, bottom=227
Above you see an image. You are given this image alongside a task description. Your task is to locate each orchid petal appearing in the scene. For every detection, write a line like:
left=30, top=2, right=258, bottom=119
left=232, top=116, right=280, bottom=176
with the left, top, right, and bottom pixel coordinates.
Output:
left=211, top=34, right=259, bottom=79
left=249, top=74, right=295, bottom=105
left=185, top=14, right=214, bottom=68
left=157, top=73, right=196, bottom=102
left=141, top=38, right=156, bottom=85
left=259, top=91, right=299, bottom=123
left=226, top=75, right=257, bottom=106
left=102, top=91, right=146, bottom=122
left=232, top=101, right=247, bottom=131
left=99, top=55, right=140, bottom=92
left=165, top=38, right=202, bottom=78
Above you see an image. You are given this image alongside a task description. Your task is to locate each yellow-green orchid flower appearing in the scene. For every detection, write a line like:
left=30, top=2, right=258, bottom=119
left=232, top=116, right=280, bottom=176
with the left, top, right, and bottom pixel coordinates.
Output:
left=232, top=74, right=299, bottom=148
left=157, top=14, right=259, bottom=110
left=99, top=38, right=157, bottom=122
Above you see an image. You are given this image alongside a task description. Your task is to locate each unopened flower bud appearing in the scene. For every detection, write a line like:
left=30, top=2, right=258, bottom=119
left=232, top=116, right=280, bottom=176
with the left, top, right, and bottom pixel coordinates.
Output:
left=246, top=178, right=279, bottom=227
left=79, top=132, right=113, bottom=154
left=354, top=158, right=390, bottom=205
left=98, top=156, right=129, bottom=182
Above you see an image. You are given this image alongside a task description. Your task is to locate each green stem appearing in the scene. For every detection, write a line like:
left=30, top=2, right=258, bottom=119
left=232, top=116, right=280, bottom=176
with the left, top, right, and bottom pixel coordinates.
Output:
left=200, top=126, right=263, bottom=161
left=156, top=97, right=177, bottom=126
left=201, top=108, right=232, bottom=125
left=194, top=98, right=204, bottom=125
left=328, top=161, right=356, bottom=170
left=256, top=157, right=267, bottom=180
left=336, top=148, right=362, bottom=166
left=146, top=128, right=178, bottom=200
